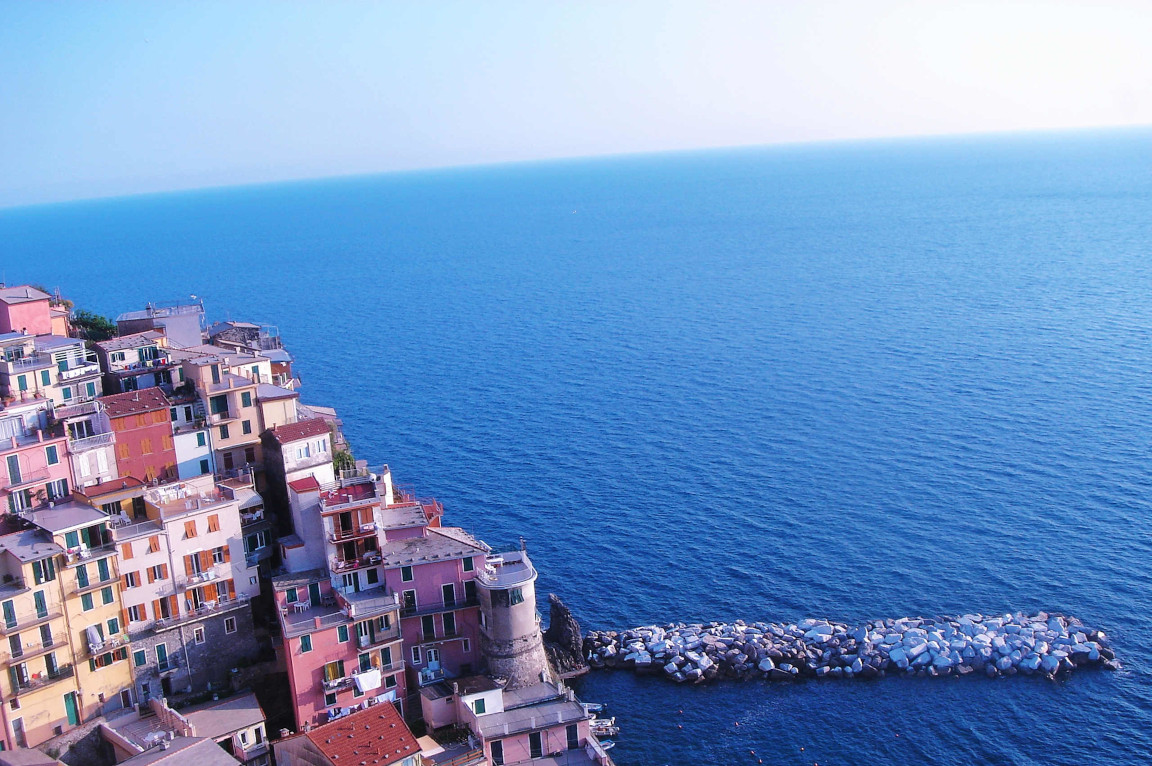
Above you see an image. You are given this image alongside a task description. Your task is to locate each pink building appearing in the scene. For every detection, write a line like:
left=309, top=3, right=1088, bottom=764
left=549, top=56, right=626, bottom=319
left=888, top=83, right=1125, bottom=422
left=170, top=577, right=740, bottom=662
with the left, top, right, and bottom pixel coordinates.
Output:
left=273, top=570, right=406, bottom=728
left=0, top=286, right=53, bottom=337
left=1, top=400, right=72, bottom=513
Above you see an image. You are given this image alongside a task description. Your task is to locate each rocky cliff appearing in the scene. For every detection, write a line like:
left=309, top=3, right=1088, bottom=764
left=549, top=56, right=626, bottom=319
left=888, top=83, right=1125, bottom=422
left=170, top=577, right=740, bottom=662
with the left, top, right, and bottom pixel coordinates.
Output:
left=543, top=594, right=589, bottom=679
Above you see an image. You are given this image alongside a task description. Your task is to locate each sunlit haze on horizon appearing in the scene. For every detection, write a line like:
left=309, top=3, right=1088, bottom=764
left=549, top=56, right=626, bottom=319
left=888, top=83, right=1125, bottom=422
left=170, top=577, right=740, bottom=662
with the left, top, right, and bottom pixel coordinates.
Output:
left=1, top=0, right=1149, bottom=207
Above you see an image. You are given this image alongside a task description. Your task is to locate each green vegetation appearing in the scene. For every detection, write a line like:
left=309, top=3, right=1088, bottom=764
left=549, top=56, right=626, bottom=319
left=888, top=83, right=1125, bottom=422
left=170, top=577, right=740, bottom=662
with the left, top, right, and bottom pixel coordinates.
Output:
left=70, top=308, right=117, bottom=341
left=333, top=447, right=355, bottom=474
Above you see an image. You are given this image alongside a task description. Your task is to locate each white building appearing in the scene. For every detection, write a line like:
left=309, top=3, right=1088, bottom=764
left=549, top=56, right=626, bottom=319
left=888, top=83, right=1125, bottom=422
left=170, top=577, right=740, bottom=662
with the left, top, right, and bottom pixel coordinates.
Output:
left=56, top=399, right=119, bottom=489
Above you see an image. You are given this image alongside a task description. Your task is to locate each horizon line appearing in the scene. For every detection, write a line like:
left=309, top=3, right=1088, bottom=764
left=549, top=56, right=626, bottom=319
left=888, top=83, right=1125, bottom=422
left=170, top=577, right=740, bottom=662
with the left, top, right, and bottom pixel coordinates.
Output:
left=2, top=122, right=1149, bottom=214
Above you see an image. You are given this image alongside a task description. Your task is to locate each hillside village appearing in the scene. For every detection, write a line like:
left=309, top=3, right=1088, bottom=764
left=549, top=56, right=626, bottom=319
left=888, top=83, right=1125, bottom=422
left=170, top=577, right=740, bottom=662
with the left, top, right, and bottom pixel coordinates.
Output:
left=0, top=285, right=613, bottom=766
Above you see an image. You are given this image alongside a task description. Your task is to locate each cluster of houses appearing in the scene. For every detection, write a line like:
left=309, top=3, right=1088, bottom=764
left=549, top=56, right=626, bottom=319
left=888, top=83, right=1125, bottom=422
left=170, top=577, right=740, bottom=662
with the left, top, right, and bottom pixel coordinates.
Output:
left=0, top=285, right=614, bottom=766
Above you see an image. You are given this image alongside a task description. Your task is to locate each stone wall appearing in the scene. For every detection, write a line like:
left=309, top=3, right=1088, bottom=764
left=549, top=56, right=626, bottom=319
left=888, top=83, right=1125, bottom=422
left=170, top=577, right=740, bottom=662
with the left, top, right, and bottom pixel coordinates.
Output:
left=131, top=605, right=261, bottom=703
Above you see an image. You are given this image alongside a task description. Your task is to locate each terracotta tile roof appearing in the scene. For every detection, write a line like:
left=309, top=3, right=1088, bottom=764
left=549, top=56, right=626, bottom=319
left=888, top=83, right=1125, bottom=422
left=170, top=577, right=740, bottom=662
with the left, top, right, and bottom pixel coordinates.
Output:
left=101, top=388, right=172, bottom=418
left=288, top=476, right=321, bottom=493
left=269, top=418, right=329, bottom=444
left=305, top=703, right=417, bottom=766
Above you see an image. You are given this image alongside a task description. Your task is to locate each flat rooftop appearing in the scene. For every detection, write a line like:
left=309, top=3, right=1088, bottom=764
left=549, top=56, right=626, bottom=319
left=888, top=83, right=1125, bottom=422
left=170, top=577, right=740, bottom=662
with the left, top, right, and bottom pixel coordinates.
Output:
left=29, top=501, right=107, bottom=533
left=183, top=691, right=266, bottom=739
left=474, top=697, right=589, bottom=739
left=377, top=528, right=486, bottom=568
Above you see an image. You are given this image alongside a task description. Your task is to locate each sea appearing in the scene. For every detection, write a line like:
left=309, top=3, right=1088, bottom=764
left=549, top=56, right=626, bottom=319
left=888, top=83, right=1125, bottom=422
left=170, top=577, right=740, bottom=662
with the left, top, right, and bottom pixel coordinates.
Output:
left=2, top=127, right=1151, bottom=764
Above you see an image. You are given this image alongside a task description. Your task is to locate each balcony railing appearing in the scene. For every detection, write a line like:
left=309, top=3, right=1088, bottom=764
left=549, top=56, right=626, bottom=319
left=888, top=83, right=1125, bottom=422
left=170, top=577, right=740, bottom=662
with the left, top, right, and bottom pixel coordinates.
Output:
left=401, top=595, right=480, bottom=619
left=178, top=568, right=221, bottom=590
left=356, top=625, right=402, bottom=649
left=12, top=663, right=74, bottom=694
left=0, top=638, right=58, bottom=665
left=84, top=634, right=129, bottom=659
left=64, top=544, right=117, bottom=566
left=68, top=431, right=115, bottom=452
left=1, top=466, right=52, bottom=491
left=327, top=522, right=376, bottom=543
left=240, top=508, right=265, bottom=525
left=151, top=594, right=250, bottom=633
left=0, top=611, right=62, bottom=636
left=330, top=552, right=381, bottom=573
left=73, top=574, right=118, bottom=596
left=58, top=362, right=100, bottom=381
left=321, top=675, right=355, bottom=692
left=1, top=354, right=52, bottom=372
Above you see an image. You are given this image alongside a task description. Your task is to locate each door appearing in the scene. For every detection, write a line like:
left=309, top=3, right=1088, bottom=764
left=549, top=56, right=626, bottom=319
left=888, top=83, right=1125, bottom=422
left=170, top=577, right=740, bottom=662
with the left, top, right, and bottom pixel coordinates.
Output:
left=33, top=591, right=47, bottom=619
left=5, top=455, right=19, bottom=485
left=64, top=692, right=80, bottom=726
left=442, top=583, right=455, bottom=607
left=309, top=582, right=322, bottom=606
left=529, top=732, right=543, bottom=759
left=425, top=647, right=440, bottom=670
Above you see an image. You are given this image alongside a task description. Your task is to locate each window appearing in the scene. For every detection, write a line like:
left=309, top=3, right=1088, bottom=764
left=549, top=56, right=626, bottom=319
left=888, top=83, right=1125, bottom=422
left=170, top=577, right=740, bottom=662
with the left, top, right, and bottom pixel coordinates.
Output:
left=463, top=556, right=474, bottom=572
left=442, top=583, right=455, bottom=606
left=210, top=394, right=228, bottom=414
left=365, top=568, right=379, bottom=585
left=97, top=558, right=110, bottom=582
left=101, top=586, right=114, bottom=605
left=86, top=381, right=96, bottom=397
left=443, top=612, right=456, bottom=636
left=2, top=601, right=15, bottom=629
left=241, top=391, right=252, bottom=408
left=40, top=369, right=51, bottom=386
left=62, top=386, right=73, bottom=401
left=530, top=732, right=543, bottom=759
left=337, top=625, right=349, bottom=643
left=184, top=521, right=197, bottom=539
left=45, top=478, right=68, bottom=502
left=224, top=617, right=237, bottom=634
left=245, top=530, right=268, bottom=554
left=107, top=617, right=119, bottom=636
left=76, top=564, right=89, bottom=589
left=193, top=627, right=205, bottom=644
left=509, top=588, right=524, bottom=606
left=385, top=674, right=397, bottom=689
left=207, top=515, right=220, bottom=533
left=120, top=543, right=133, bottom=560
left=139, top=438, right=152, bottom=454
left=33, top=591, right=46, bottom=619
left=299, top=635, right=312, bottom=653
left=45, top=445, right=59, bottom=465
left=156, top=643, right=170, bottom=671
left=80, top=593, right=94, bottom=611
left=324, top=692, right=337, bottom=707
left=148, top=536, right=160, bottom=554
left=473, top=697, right=486, bottom=714
left=211, top=365, right=221, bottom=384
left=491, top=740, right=504, bottom=766
left=147, top=564, right=167, bottom=583
left=244, top=447, right=255, bottom=464
left=411, top=646, right=421, bottom=665
left=401, top=566, right=413, bottom=582
left=32, top=558, right=55, bottom=585
left=323, top=660, right=345, bottom=682
left=199, top=459, right=210, bottom=474
left=123, top=571, right=139, bottom=588
left=464, top=579, right=477, bottom=604
left=462, top=638, right=470, bottom=653
left=242, top=420, right=252, bottom=435
left=212, top=546, right=226, bottom=564
left=17, top=374, right=27, bottom=391
left=169, top=408, right=177, bottom=422
left=422, top=615, right=435, bottom=639
left=219, top=424, right=229, bottom=440
left=127, top=605, right=145, bottom=622
left=196, top=432, right=206, bottom=448
left=358, top=652, right=371, bottom=673
left=285, top=588, right=298, bottom=604
left=133, top=649, right=146, bottom=667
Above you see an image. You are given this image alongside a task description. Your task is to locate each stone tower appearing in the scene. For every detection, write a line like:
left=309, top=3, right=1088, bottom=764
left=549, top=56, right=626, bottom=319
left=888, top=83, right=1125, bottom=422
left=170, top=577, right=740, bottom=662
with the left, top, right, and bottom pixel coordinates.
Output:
left=477, top=544, right=551, bottom=689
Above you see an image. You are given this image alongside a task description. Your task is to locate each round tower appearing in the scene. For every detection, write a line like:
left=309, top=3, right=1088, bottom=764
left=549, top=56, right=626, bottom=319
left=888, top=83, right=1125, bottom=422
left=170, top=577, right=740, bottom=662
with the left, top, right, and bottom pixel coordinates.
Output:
left=476, top=544, right=551, bottom=689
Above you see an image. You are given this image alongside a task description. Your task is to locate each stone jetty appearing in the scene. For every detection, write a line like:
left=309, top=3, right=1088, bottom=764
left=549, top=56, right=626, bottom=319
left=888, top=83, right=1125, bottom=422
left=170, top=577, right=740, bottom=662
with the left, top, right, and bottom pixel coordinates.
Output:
left=584, top=612, right=1116, bottom=684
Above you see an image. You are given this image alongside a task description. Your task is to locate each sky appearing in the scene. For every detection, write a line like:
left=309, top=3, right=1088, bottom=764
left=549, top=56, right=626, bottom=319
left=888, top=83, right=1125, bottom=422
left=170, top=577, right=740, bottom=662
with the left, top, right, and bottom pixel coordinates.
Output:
left=1, top=0, right=1149, bottom=208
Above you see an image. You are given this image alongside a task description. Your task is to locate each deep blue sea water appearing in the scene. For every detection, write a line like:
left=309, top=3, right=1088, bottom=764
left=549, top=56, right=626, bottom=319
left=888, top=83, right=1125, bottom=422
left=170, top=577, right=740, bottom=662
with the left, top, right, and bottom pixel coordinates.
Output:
left=3, top=128, right=1152, bottom=764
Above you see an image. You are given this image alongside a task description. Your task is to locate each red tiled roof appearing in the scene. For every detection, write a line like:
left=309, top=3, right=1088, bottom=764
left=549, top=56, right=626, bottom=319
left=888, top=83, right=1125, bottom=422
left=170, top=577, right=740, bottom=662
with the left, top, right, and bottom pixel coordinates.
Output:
left=288, top=476, right=321, bottom=493
left=305, top=703, right=417, bottom=766
left=269, top=418, right=329, bottom=444
left=101, top=388, right=172, bottom=418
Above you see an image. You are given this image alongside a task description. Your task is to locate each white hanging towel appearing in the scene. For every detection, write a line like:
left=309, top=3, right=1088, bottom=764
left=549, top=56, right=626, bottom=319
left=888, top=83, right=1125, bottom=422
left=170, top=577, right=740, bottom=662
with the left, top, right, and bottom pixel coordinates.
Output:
left=353, top=668, right=382, bottom=693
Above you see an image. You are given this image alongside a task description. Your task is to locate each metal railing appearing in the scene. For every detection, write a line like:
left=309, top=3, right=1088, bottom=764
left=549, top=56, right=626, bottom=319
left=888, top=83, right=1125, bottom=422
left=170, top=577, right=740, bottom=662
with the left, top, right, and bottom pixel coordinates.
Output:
left=68, top=431, right=115, bottom=452
left=327, top=522, right=376, bottom=543
left=0, top=638, right=57, bottom=665
left=152, top=594, right=249, bottom=632
left=0, top=611, right=62, bottom=636
left=12, top=663, right=74, bottom=694
left=401, top=595, right=480, bottom=619
left=64, top=544, right=116, bottom=566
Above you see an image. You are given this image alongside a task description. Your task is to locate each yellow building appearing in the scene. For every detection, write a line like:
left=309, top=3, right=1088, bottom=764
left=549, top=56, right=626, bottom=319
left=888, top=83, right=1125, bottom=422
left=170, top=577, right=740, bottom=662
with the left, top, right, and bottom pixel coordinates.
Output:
left=27, top=503, right=133, bottom=723
left=0, top=517, right=82, bottom=749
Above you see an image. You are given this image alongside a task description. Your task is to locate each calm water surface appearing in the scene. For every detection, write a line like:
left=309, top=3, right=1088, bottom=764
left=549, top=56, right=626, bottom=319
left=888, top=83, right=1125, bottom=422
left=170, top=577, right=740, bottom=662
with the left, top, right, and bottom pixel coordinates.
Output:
left=3, top=128, right=1152, bottom=764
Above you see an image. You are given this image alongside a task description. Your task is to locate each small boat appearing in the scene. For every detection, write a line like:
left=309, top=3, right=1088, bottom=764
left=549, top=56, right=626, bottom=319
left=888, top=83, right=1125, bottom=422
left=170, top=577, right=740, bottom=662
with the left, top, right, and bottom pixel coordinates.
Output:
left=583, top=702, right=606, bottom=714
left=600, top=740, right=616, bottom=751
left=590, top=717, right=619, bottom=736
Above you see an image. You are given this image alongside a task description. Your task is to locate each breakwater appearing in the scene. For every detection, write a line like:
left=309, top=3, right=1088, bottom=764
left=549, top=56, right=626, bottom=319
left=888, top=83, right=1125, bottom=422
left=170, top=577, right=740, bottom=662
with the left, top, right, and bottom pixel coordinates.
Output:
left=584, top=612, right=1116, bottom=683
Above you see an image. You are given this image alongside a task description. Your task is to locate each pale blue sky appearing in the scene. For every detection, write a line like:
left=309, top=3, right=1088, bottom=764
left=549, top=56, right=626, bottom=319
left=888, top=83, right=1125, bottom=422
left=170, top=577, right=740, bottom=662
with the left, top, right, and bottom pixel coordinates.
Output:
left=1, top=1, right=1149, bottom=207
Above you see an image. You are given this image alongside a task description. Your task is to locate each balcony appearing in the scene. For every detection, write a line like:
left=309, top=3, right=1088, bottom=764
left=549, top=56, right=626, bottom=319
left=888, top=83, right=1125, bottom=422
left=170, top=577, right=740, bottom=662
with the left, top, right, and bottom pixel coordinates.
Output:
left=240, top=508, right=265, bottom=526
left=58, top=360, right=101, bottom=382
left=1, top=353, right=52, bottom=373
left=1, top=466, right=52, bottom=491
left=327, top=522, right=376, bottom=544
left=151, top=594, right=250, bottom=633
left=337, top=588, right=400, bottom=622
left=73, top=574, right=119, bottom=596
left=63, top=544, right=117, bottom=566
left=321, top=675, right=354, bottom=692
left=0, top=638, right=58, bottom=665
left=0, top=610, right=62, bottom=636
left=68, top=431, right=115, bottom=452
left=356, top=625, right=402, bottom=649
left=329, top=551, right=381, bottom=574
left=83, top=634, right=129, bottom=659
left=178, top=568, right=222, bottom=591
left=208, top=410, right=237, bottom=425
left=12, top=663, right=74, bottom=695
left=401, top=595, right=480, bottom=619
left=236, top=741, right=270, bottom=762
